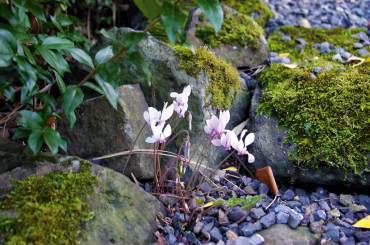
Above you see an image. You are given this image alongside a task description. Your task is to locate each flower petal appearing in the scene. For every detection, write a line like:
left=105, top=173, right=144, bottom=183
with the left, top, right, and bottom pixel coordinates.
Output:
left=244, top=133, right=255, bottom=146
left=247, top=152, right=255, bottom=163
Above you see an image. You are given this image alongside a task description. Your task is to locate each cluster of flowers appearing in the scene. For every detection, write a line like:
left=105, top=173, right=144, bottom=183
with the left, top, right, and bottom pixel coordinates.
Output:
left=143, top=85, right=255, bottom=163
left=143, top=85, right=191, bottom=143
left=204, top=111, right=255, bottom=163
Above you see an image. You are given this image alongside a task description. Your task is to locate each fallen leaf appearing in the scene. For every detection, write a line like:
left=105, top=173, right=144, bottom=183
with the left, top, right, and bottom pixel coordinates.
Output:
left=353, top=215, right=370, bottom=229
left=223, top=166, right=238, bottom=172
left=282, top=63, right=298, bottom=69
left=278, top=53, right=290, bottom=58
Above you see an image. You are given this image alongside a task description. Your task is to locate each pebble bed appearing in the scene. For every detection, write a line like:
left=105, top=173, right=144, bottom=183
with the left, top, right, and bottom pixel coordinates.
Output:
left=154, top=172, right=370, bottom=245
left=264, top=0, right=370, bottom=30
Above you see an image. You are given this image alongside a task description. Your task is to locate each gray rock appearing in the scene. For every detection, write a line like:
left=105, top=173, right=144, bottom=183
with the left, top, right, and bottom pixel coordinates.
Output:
left=298, top=18, right=311, bottom=28
left=328, top=208, right=341, bottom=218
left=354, top=231, right=370, bottom=242
left=260, top=212, right=276, bottom=228
left=199, top=182, right=212, bottom=193
left=282, top=35, right=291, bottom=41
left=282, top=189, right=295, bottom=201
left=314, top=210, right=327, bottom=221
left=348, top=203, right=367, bottom=213
left=333, top=53, right=345, bottom=63
left=340, top=236, right=355, bottom=245
left=260, top=224, right=318, bottom=245
left=258, top=183, right=269, bottom=195
left=339, top=194, right=354, bottom=207
left=276, top=212, right=289, bottom=224
left=228, top=207, right=248, bottom=223
left=210, top=227, right=223, bottom=242
left=358, top=48, right=369, bottom=57
left=313, top=67, right=323, bottom=75
left=352, top=32, right=369, bottom=42
left=323, top=224, right=340, bottom=242
left=309, top=221, right=324, bottom=234
left=288, top=210, right=304, bottom=229
left=231, top=234, right=264, bottom=245
left=340, top=51, right=352, bottom=60
left=60, top=84, right=153, bottom=180
left=319, top=200, right=331, bottom=211
left=357, top=194, right=370, bottom=211
left=0, top=138, right=33, bottom=175
left=239, top=222, right=262, bottom=236
left=250, top=208, right=266, bottom=220
left=354, top=43, right=363, bottom=49
left=320, top=42, right=331, bottom=54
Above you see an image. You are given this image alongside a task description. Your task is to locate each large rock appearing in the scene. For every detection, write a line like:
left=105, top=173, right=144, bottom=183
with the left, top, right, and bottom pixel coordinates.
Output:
left=60, top=84, right=153, bottom=180
left=100, top=28, right=249, bottom=168
left=0, top=154, right=163, bottom=245
left=248, top=85, right=370, bottom=188
left=186, top=6, right=268, bottom=68
left=0, top=138, right=32, bottom=174
left=259, top=224, right=318, bottom=245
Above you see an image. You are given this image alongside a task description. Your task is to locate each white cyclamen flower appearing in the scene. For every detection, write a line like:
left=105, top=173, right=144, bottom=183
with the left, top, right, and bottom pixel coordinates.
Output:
left=145, top=122, right=172, bottom=144
left=204, top=110, right=230, bottom=138
left=231, top=129, right=255, bottom=163
left=170, top=85, right=191, bottom=118
left=143, top=102, right=174, bottom=127
left=211, top=130, right=238, bottom=151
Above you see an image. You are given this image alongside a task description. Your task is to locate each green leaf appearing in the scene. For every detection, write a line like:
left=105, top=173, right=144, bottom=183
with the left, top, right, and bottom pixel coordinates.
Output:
left=83, top=82, right=104, bottom=95
left=53, top=70, right=66, bottom=94
left=197, top=0, right=223, bottom=32
left=95, top=75, right=118, bottom=109
left=95, top=46, right=113, bottom=65
left=25, top=1, right=46, bottom=22
left=42, top=37, right=74, bottom=50
left=132, top=0, right=162, bottom=20
left=122, top=31, right=146, bottom=52
left=18, top=110, right=44, bottom=129
left=68, top=48, right=94, bottom=69
left=0, top=29, right=16, bottom=48
left=28, top=129, right=43, bottom=154
left=62, top=85, right=84, bottom=128
left=37, top=47, right=70, bottom=74
left=0, top=37, right=14, bottom=67
left=160, top=2, right=187, bottom=44
left=43, top=128, right=67, bottom=155
left=13, top=128, right=30, bottom=140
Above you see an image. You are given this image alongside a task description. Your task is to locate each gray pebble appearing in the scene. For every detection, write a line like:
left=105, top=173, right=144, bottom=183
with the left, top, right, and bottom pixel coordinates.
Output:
left=260, top=212, right=276, bottom=228
left=276, top=212, right=289, bottom=224
left=358, top=48, right=369, bottom=57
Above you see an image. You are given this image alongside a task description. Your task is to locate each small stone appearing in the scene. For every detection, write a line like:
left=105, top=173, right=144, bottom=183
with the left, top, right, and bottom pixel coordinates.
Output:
left=298, top=195, right=311, bottom=206
left=274, top=204, right=292, bottom=214
left=282, top=189, right=295, bottom=201
left=354, top=231, right=370, bottom=242
left=202, top=221, right=214, bottom=233
left=340, top=236, right=355, bottom=245
left=276, top=212, right=289, bottom=224
left=357, top=194, right=370, bottom=211
left=287, top=201, right=301, bottom=209
left=349, top=203, right=367, bottom=213
left=198, top=182, right=211, bottom=193
left=241, top=176, right=252, bottom=186
left=310, top=221, right=324, bottom=234
left=250, top=208, right=265, bottom=220
left=298, top=18, right=311, bottom=28
left=339, top=194, right=354, bottom=207
left=244, top=186, right=257, bottom=195
left=167, top=233, right=177, bottom=244
left=352, top=32, right=369, bottom=42
left=312, top=67, right=323, bottom=75
left=332, top=53, right=344, bottom=63
left=320, top=42, right=331, bottom=54
left=288, top=210, right=304, bottom=229
left=258, top=183, right=269, bottom=195
left=323, top=224, right=340, bottom=242
left=314, top=210, right=327, bottom=221
left=260, top=212, right=276, bottom=228
left=231, top=234, right=264, bottom=245
left=340, top=51, right=352, bottom=60
left=71, top=160, right=80, bottom=172
left=228, top=207, right=248, bottom=223
left=296, top=38, right=307, bottom=46
left=282, top=35, right=291, bottom=41
left=354, top=42, right=363, bottom=49
left=210, top=227, right=223, bottom=242
left=239, top=222, right=262, bottom=236
left=358, top=48, right=369, bottom=57
left=319, top=200, right=331, bottom=211
left=226, top=230, right=238, bottom=241
left=219, top=209, right=229, bottom=225
left=329, top=208, right=341, bottom=218
left=194, top=221, right=204, bottom=234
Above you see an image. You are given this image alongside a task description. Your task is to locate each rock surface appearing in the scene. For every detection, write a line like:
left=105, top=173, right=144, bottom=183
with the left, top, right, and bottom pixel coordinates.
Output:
left=186, top=6, right=268, bottom=68
left=259, top=224, right=317, bottom=245
left=0, top=154, right=163, bottom=245
left=248, top=84, right=370, bottom=188
left=60, top=84, right=153, bottom=180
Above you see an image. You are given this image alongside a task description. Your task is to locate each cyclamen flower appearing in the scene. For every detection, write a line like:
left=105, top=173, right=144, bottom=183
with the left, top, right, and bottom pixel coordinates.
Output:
left=231, top=130, right=255, bottom=163
left=145, top=122, right=172, bottom=144
left=204, top=110, right=230, bottom=138
left=170, top=85, right=191, bottom=118
left=143, top=102, right=174, bottom=127
left=211, top=130, right=238, bottom=150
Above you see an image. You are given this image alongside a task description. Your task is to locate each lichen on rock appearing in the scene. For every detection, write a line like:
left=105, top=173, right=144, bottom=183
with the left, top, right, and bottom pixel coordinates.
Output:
left=173, top=46, right=240, bottom=110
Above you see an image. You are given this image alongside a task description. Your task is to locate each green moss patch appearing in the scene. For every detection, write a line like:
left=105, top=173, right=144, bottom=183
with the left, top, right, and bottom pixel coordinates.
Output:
left=222, top=0, right=273, bottom=26
left=259, top=27, right=370, bottom=174
left=0, top=163, right=98, bottom=244
left=174, top=46, right=240, bottom=109
left=195, top=12, right=263, bottom=49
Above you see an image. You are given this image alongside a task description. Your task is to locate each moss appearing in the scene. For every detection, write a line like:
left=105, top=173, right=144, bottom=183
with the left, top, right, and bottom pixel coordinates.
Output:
left=0, top=162, right=98, bottom=244
left=259, top=63, right=370, bottom=174
left=222, top=0, right=273, bottom=26
left=174, top=46, right=240, bottom=109
left=195, top=12, right=263, bottom=49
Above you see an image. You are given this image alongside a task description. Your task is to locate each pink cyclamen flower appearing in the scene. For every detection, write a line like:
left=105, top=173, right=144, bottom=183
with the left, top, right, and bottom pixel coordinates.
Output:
left=211, top=130, right=238, bottom=151
left=170, top=85, right=191, bottom=118
left=143, top=102, right=174, bottom=127
left=145, top=122, right=172, bottom=144
left=204, top=110, right=230, bottom=138
left=231, top=129, right=255, bottom=163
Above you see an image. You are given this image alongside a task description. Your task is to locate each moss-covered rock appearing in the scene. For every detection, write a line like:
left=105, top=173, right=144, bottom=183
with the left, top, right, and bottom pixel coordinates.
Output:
left=186, top=6, right=268, bottom=68
left=0, top=152, right=163, bottom=244
left=222, top=0, right=273, bottom=27
left=250, top=27, right=370, bottom=187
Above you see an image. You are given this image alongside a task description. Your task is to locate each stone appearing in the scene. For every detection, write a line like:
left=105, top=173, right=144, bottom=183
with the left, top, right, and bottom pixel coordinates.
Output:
left=228, top=207, right=248, bottom=223
left=260, top=224, right=317, bottom=245
left=358, top=48, right=369, bottom=57
left=288, top=210, right=304, bottom=229
left=354, top=231, right=370, bottom=242
left=340, top=51, right=352, bottom=60
left=333, top=53, right=345, bottom=63
left=323, top=224, right=340, bottom=242
left=258, top=183, right=269, bottom=195
left=0, top=138, right=33, bottom=175
left=231, top=234, right=264, bottom=245
left=225, top=230, right=238, bottom=241
left=319, top=200, right=331, bottom=211
left=199, top=182, right=212, bottom=193
left=186, top=6, right=268, bottom=68
left=250, top=208, right=266, bottom=220
left=276, top=212, right=289, bottom=224
left=314, top=210, right=327, bottom=221
left=357, top=194, right=370, bottom=211
left=348, top=203, right=367, bottom=213
left=282, top=189, right=295, bottom=201
left=320, top=42, right=331, bottom=54
left=60, top=84, right=153, bottom=180
left=260, top=212, right=276, bottom=228
left=239, top=222, right=262, bottom=237
left=340, top=236, right=355, bottom=245
left=309, top=221, right=324, bottom=234
left=298, top=18, right=311, bottom=28
left=352, top=32, right=369, bottom=42
left=354, top=42, right=363, bottom=49
left=312, top=67, right=323, bottom=75
left=210, top=227, right=223, bottom=242
left=339, top=194, right=354, bottom=207
left=328, top=208, right=341, bottom=218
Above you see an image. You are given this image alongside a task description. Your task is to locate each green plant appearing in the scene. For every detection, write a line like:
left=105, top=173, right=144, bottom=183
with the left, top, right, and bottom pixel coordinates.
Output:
left=0, top=0, right=225, bottom=155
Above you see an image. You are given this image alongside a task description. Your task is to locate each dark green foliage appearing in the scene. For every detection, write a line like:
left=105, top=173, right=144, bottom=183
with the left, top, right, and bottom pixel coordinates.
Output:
left=0, top=163, right=98, bottom=244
